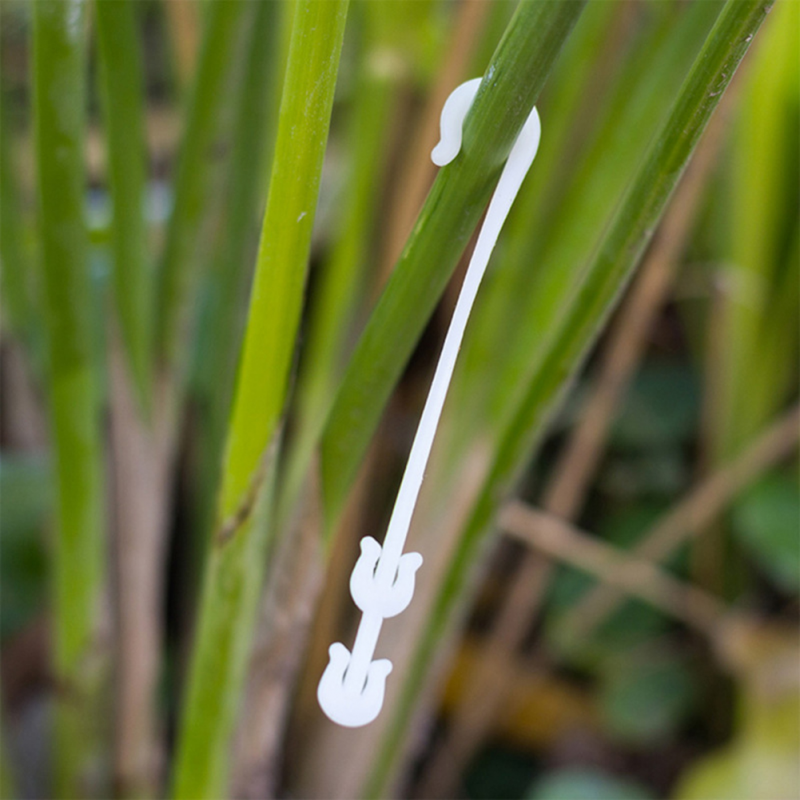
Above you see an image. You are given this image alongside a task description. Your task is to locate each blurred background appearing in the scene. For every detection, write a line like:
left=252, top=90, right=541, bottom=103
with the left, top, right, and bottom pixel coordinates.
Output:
left=1, top=0, right=798, bottom=798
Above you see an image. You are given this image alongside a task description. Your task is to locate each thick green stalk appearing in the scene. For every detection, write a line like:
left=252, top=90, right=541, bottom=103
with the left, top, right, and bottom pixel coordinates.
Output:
left=171, top=2, right=349, bottom=797
left=155, top=0, right=246, bottom=367
left=95, top=0, right=152, bottom=409
left=191, top=0, right=282, bottom=539
left=320, top=0, right=588, bottom=531
left=364, top=1, right=773, bottom=794
left=716, top=0, right=799, bottom=457
left=279, top=1, right=400, bottom=522
left=32, top=1, right=106, bottom=795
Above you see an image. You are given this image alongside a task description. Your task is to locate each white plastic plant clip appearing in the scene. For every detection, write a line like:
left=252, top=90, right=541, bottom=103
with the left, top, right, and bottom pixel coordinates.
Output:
left=318, top=78, right=541, bottom=728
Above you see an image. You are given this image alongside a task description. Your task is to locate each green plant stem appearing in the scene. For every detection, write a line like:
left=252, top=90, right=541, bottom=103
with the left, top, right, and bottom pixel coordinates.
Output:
left=716, top=0, right=799, bottom=457
left=452, top=0, right=719, bottom=449
left=444, top=0, right=631, bottom=464
left=191, top=0, right=283, bottom=542
left=155, top=0, right=246, bottom=368
left=171, top=2, right=349, bottom=797
left=279, top=2, right=398, bottom=523
left=95, top=0, right=152, bottom=411
left=363, top=0, right=774, bottom=795
left=32, top=1, right=107, bottom=795
left=320, top=0, right=588, bottom=532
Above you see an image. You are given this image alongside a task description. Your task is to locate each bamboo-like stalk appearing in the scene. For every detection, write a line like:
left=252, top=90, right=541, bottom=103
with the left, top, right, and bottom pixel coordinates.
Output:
left=32, top=2, right=107, bottom=795
left=361, top=1, right=774, bottom=795
left=94, top=5, right=169, bottom=793
left=191, top=0, right=283, bottom=545
left=232, top=7, right=423, bottom=790
left=714, top=1, right=800, bottom=459
left=231, top=469, right=324, bottom=799
left=292, top=5, right=587, bottom=796
left=107, top=351, right=172, bottom=798
left=155, top=0, right=247, bottom=368
left=171, top=3, right=349, bottom=797
left=95, top=0, right=152, bottom=410
left=0, top=105, right=47, bottom=450
left=279, top=0, right=400, bottom=524
left=695, top=2, right=799, bottom=588
left=103, top=13, right=251, bottom=785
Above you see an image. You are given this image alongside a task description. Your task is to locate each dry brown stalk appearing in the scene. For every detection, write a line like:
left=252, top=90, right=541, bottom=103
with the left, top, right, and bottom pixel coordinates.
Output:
left=693, top=277, right=732, bottom=593
left=164, top=0, right=200, bottom=91
left=108, top=349, right=175, bottom=795
left=560, top=403, right=800, bottom=642
left=499, top=502, right=727, bottom=636
left=283, top=433, right=386, bottom=797
left=0, top=342, right=47, bottom=451
left=230, top=466, right=324, bottom=799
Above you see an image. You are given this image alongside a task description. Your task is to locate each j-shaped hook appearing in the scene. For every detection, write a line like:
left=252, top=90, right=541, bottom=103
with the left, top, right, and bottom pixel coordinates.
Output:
left=318, top=78, right=541, bottom=728
left=317, top=642, right=392, bottom=728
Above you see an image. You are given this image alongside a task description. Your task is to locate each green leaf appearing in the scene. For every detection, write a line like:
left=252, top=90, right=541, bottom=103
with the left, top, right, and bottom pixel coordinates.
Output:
left=446, top=0, right=628, bottom=452
left=527, top=768, right=654, bottom=800
left=714, top=0, right=800, bottom=457
left=0, top=456, right=51, bottom=641
left=675, top=687, right=800, bottom=800
left=610, top=361, right=700, bottom=450
left=189, top=0, right=283, bottom=541
left=33, top=0, right=107, bottom=793
left=155, top=0, right=247, bottom=367
left=279, top=0, right=402, bottom=522
left=599, top=654, right=697, bottom=744
left=465, top=747, right=537, bottom=800
left=95, top=0, right=152, bottom=408
left=171, top=3, right=349, bottom=797
left=732, top=473, right=800, bottom=593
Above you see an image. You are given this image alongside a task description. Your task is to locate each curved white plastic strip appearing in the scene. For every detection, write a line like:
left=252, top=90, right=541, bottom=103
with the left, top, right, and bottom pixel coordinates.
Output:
left=430, top=77, right=482, bottom=166
left=318, top=79, right=541, bottom=728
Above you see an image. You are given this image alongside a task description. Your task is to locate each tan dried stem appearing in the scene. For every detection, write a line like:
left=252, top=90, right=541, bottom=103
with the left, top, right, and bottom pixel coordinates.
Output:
left=0, top=342, right=47, bottom=451
left=561, top=403, right=800, bottom=642
left=164, top=0, right=200, bottom=91
left=692, top=276, right=731, bottom=593
left=230, top=464, right=324, bottom=799
left=109, top=347, right=174, bottom=796
left=500, top=502, right=727, bottom=636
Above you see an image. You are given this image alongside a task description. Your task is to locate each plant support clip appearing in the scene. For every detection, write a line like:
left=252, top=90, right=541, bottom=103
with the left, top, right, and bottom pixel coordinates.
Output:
left=318, top=78, right=541, bottom=727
